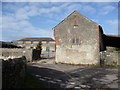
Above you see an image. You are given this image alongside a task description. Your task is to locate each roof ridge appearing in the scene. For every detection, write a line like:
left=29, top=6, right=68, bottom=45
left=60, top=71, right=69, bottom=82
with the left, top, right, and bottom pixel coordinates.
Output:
left=17, top=37, right=55, bottom=41
left=106, top=34, right=120, bottom=37
left=22, top=37, right=53, bottom=38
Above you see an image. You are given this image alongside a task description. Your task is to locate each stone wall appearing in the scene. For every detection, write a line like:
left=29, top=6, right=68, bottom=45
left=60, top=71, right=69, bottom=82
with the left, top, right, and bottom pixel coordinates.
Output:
left=0, top=48, right=42, bottom=61
left=41, top=51, right=55, bottom=59
left=2, top=56, right=26, bottom=88
left=0, top=48, right=33, bottom=62
left=105, top=51, right=120, bottom=66
left=100, top=51, right=120, bottom=66
left=54, top=11, right=100, bottom=65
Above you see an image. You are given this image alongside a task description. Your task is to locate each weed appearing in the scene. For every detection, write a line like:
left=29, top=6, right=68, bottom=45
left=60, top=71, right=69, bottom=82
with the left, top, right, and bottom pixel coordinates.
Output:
left=41, top=61, right=47, bottom=63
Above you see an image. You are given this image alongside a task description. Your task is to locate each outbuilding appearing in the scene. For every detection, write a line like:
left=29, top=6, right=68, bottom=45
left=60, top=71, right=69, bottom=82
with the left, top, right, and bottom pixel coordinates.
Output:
left=53, top=11, right=106, bottom=65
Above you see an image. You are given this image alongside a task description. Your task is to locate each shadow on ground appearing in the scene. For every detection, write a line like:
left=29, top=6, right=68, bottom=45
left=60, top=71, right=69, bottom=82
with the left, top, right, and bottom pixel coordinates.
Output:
left=27, top=64, right=119, bottom=89
left=27, top=66, right=70, bottom=88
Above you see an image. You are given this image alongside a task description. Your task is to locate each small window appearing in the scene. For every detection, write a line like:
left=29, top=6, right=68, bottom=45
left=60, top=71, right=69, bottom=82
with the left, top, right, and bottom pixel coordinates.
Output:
left=72, top=38, right=80, bottom=44
left=76, top=38, right=79, bottom=44
left=73, top=15, right=77, bottom=18
left=31, top=41, right=33, bottom=44
left=72, top=39, right=75, bottom=44
left=74, top=20, right=77, bottom=25
left=46, top=46, right=50, bottom=52
left=73, top=20, right=78, bottom=28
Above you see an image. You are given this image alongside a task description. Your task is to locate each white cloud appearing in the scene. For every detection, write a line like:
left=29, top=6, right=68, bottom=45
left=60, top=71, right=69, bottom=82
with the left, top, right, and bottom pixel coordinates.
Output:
left=2, top=14, right=54, bottom=41
left=82, top=5, right=96, bottom=14
left=106, top=20, right=118, bottom=25
left=99, top=6, right=116, bottom=15
left=15, top=8, right=29, bottom=20
left=1, top=2, right=118, bottom=41
left=91, top=19, right=99, bottom=24
left=2, top=2, right=97, bottom=21
left=2, top=2, right=64, bottom=41
left=2, top=0, right=120, bottom=2
left=104, top=20, right=118, bottom=35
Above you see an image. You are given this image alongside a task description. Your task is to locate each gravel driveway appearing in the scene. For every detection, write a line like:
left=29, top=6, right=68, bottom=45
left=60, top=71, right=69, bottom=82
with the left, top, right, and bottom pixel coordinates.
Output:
left=27, top=59, right=120, bottom=89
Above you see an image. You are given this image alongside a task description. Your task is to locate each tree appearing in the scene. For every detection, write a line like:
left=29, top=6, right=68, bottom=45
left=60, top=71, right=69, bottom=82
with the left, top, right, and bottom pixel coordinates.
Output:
left=33, top=42, right=42, bottom=60
left=36, top=42, right=42, bottom=51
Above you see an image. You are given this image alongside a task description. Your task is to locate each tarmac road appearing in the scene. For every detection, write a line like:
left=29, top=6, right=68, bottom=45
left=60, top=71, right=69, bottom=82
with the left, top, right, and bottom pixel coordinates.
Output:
left=27, top=59, right=120, bottom=89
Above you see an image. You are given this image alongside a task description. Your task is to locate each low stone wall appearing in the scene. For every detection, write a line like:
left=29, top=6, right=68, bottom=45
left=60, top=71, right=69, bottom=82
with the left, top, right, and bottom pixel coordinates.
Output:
left=0, top=48, right=32, bottom=62
left=100, top=51, right=120, bottom=66
left=2, top=56, right=26, bottom=88
left=105, top=51, right=120, bottom=66
left=41, top=51, right=55, bottom=59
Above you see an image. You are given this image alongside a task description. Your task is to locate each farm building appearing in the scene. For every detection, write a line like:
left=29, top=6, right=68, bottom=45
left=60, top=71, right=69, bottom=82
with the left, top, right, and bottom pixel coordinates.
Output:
left=16, top=37, right=55, bottom=52
left=53, top=11, right=106, bottom=65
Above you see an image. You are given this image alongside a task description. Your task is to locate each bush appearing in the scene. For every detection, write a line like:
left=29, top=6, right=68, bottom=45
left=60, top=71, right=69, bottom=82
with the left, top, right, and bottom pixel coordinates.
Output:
left=115, top=47, right=120, bottom=51
left=36, top=42, right=42, bottom=51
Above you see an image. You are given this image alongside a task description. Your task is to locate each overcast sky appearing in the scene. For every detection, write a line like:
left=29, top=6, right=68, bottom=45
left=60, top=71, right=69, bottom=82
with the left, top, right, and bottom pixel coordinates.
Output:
left=1, top=2, right=118, bottom=41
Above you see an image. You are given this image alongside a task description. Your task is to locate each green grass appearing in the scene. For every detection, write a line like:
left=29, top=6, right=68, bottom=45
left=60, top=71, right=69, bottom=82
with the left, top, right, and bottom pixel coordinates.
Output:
left=41, top=61, right=47, bottom=63
left=22, top=72, right=43, bottom=88
left=104, top=65, right=120, bottom=68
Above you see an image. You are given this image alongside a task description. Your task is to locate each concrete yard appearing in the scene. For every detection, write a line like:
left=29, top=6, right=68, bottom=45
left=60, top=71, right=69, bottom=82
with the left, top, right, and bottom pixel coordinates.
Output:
left=27, top=59, right=120, bottom=89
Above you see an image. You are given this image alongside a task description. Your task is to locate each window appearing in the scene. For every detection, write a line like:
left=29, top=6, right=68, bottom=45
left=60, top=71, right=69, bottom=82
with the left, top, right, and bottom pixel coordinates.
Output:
left=23, top=41, right=25, bottom=44
left=74, top=20, right=77, bottom=25
left=76, top=38, right=79, bottom=43
left=73, top=15, right=77, bottom=18
left=46, top=46, right=50, bottom=52
left=72, top=38, right=75, bottom=44
left=31, top=41, right=33, bottom=44
left=72, top=38, right=80, bottom=44
left=73, top=20, right=79, bottom=28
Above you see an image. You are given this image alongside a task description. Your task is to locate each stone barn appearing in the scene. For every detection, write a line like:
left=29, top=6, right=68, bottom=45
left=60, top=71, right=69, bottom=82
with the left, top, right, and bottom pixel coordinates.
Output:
left=53, top=11, right=106, bottom=65
left=16, top=37, right=55, bottom=52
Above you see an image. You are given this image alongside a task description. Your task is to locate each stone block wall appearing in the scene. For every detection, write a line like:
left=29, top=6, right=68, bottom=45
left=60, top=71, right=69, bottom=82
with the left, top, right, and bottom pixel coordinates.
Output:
left=2, top=56, right=26, bottom=88
left=54, top=11, right=100, bottom=65
left=0, top=48, right=33, bottom=62
left=105, top=51, right=120, bottom=66
left=41, top=51, right=55, bottom=59
left=100, top=51, right=120, bottom=66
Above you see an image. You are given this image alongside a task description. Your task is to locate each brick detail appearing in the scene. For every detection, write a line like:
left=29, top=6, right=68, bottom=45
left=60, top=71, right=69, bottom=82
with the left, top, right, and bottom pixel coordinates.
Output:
left=54, top=29, right=56, bottom=37
left=96, top=25, right=100, bottom=52
left=70, top=37, right=81, bottom=44
left=71, top=16, right=80, bottom=26
left=55, top=37, right=60, bottom=46
left=70, top=36, right=80, bottom=38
